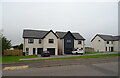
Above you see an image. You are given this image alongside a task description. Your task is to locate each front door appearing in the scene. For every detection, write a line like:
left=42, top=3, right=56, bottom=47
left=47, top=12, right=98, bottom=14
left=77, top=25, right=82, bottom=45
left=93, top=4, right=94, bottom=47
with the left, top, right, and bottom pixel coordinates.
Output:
left=33, top=48, right=36, bottom=55
left=37, top=48, right=43, bottom=54
left=111, top=47, right=114, bottom=52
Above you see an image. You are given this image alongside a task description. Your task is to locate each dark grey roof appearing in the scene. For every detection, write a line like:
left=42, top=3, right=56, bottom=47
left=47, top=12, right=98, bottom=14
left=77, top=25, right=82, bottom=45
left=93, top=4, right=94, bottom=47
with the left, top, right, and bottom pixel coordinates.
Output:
left=56, top=31, right=85, bottom=40
left=55, top=32, right=67, bottom=38
left=23, top=29, right=58, bottom=38
left=72, top=33, right=85, bottom=40
left=91, top=34, right=120, bottom=41
left=113, top=36, right=120, bottom=41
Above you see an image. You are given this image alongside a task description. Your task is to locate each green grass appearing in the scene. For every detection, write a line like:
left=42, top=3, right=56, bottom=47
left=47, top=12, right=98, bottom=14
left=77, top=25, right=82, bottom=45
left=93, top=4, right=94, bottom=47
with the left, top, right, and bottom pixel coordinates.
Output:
left=85, top=52, right=104, bottom=54
left=2, top=55, right=38, bottom=64
left=2, top=53, right=119, bottom=64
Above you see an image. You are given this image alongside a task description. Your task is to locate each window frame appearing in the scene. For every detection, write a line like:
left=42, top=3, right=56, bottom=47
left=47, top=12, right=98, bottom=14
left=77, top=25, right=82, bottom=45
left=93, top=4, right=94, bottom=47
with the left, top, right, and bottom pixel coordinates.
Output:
left=106, top=41, right=109, bottom=44
left=78, top=40, right=82, bottom=44
left=39, top=39, right=42, bottom=44
left=26, top=48, right=29, bottom=55
left=26, top=48, right=29, bottom=52
left=67, top=40, right=71, bottom=43
left=28, top=39, right=34, bottom=43
left=49, top=39, right=54, bottom=43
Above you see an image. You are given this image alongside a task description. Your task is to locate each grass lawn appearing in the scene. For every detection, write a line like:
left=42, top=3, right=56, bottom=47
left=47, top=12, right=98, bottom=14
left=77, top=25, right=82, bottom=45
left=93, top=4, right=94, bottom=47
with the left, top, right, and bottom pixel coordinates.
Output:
left=2, top=55, right=38, bottom=64
left=85, top=52, right=104, bottom=54
left=2, top=53, right=119, bottom=64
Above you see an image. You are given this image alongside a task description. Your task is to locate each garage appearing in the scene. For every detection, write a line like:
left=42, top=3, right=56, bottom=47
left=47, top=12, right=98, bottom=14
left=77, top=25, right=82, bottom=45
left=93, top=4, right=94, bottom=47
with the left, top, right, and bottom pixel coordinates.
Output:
left=47, top=48, right=55, bottom=55
left=37, top=48, right=43, bottom=54
left=64, top=48, right=73, bottom=54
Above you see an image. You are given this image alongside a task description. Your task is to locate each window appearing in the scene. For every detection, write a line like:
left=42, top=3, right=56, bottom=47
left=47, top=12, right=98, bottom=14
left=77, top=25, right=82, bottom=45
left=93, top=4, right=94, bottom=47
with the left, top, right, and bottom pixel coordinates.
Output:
left=98, top=40, right=100, bottom=42
left=107, top=41, right=109, bottom=44
left=49, top=39, right=54, bottom=43
left=67, top=40, right=71, bottom=43
left=39, top=39, right=41, bottom=44
left=28, top=39, right=34, bottom=43
left=106, top=47, right=107, bottom=51
left=111, top=41, right=113, bottom=44
left=26, top=48, right=29, bottom=55
left=26, top=48, right=29, bottom=52
left=109, top=47, right=111, bottom=51
left=81, top=48, right=83, bottom=50
left=78, top=40, right=82, bottom=44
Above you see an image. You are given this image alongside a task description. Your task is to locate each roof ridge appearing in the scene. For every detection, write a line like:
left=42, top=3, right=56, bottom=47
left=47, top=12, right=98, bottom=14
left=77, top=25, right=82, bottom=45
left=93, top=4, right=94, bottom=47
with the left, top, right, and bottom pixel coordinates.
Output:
left=24, top=29, right=49, bottom=32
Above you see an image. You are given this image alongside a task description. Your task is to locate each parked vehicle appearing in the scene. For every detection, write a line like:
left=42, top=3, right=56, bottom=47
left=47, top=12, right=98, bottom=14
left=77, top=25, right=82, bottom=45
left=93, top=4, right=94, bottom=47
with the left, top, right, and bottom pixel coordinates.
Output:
left=72, top=48, right=84, bottom=55
left=41, top=51, right=50, bottom=57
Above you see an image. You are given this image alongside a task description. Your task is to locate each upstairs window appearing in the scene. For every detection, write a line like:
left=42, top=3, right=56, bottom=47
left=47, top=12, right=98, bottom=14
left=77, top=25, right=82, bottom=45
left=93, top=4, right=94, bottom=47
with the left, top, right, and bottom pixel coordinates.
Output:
left=67, top=40, right=71, bottom=43
left=81, top=48, right=83, bottom=50
left=98, top=40, right=100, bottom=42
left=78, top=40, right=82, bottom=44
left=49, top=39, right=54, bottom=43
left=107, top=41, right=109, bottom=44
left=28, top=39, right=34, bottom=43
left=39, top=39, right=41, bottom=44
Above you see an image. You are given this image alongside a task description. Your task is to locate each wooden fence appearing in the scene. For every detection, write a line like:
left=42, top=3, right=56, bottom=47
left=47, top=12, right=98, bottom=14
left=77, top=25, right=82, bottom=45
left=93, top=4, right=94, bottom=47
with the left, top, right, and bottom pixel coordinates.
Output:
left=85, top=47, right=94, bottom=53
left=4, top=49, right=23, bottom=56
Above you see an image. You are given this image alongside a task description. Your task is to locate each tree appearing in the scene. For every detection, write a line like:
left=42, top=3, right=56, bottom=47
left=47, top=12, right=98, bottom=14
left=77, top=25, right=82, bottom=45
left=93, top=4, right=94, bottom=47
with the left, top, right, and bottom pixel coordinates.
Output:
left=18, top=43, right=23, bottom=49
left=2, top=36, right=12, bottom=53
left=13, top=43, right=23, bottom=49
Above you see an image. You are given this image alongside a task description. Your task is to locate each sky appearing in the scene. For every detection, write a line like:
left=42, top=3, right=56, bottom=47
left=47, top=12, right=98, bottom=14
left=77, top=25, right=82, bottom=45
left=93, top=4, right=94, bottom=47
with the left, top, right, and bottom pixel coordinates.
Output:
left=1, top=0, right=119, bottom=46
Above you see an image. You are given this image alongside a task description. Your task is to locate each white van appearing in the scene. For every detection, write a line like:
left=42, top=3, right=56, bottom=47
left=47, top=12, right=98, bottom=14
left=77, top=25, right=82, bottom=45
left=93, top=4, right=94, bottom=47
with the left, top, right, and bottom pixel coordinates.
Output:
left=72, top=48, right=84, bottom=55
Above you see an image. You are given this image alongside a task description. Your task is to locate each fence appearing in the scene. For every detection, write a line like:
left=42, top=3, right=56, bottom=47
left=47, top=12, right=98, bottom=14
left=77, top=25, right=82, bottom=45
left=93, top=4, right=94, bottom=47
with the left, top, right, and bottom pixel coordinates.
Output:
left=85, top=47, right=94, bottom=53
left=4, top=49, right=23, bottom=56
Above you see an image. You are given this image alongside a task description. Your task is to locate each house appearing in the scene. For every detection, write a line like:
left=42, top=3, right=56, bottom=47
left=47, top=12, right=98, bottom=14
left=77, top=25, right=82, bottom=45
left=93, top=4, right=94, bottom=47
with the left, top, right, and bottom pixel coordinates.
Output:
left=23, top=29, right=58, bottom=55
left=23, top=29, right=85, bottom=55
left=56, top=31, right=85, bottom=55
left=91, top=34, right=120, bottom=52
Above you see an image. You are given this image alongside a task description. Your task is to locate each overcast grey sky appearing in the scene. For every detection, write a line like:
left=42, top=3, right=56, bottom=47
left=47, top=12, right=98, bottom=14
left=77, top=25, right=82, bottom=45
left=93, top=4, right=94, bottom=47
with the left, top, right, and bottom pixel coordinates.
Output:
left=1, top=0, right=118, bottom=46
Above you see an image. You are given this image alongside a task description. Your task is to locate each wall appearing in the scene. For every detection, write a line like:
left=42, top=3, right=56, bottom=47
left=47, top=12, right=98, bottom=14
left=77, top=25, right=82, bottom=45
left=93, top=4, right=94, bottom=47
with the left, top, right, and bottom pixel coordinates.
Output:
left=91, top=36, right=106, bottom=52
left=24, top=38, right=43, bottom=55
left=105, top=41, right=114, bottom=51
left=43, top=32, right=58, bottom=55
left=58, top=39, right=64, bottom=55
left=74, top=40, right=84, bottom=50
left=113, top=41, right=120, bottom=51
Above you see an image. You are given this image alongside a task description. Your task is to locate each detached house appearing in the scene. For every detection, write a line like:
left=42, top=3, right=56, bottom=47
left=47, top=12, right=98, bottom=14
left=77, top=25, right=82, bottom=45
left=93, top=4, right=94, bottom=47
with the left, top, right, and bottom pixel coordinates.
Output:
left=56, top=31, right=85, bottom=55
left=23, top=29, right=58, bottom=55
left=23, top=29, right=85, bottom=55
left=91, top=34, right=120, bottom=52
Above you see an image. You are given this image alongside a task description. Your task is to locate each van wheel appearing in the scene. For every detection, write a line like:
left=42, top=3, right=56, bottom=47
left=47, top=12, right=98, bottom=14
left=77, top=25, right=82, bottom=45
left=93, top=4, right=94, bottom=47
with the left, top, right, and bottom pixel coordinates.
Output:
left=81, top=53, right=83, bottom=55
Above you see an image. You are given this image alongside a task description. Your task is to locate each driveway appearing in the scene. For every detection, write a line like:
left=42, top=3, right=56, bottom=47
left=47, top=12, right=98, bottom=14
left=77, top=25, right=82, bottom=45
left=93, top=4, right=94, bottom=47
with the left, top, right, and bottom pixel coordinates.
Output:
left=19, top=51, right=118, bottom=61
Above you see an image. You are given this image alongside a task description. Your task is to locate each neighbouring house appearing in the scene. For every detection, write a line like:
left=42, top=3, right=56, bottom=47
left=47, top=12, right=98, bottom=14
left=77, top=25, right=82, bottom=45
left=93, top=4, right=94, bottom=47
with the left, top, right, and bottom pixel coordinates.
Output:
left=23, top=29, right=58, bottom=55
left=56, top=31, right=85, bottom=55
left=91, top=34, right=120, bottom=52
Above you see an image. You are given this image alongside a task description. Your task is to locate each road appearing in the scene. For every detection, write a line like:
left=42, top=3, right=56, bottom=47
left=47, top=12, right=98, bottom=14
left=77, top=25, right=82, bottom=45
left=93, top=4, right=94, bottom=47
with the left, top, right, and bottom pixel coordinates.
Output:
left=3, top=62, right=118, bottom=76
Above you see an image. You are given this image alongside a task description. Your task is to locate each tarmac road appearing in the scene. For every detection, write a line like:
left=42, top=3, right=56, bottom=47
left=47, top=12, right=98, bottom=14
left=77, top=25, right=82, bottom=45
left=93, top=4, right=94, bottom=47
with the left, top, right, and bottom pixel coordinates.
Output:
left=3, top=62, right=118, bottom=76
